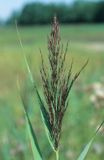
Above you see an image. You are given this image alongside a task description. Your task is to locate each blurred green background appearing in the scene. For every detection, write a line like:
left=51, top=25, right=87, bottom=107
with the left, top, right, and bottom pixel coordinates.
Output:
left=0, top=0, right=104, bottom=160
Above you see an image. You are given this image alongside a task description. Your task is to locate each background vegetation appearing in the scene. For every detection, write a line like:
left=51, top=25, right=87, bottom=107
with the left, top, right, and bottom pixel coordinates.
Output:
left=0, top=0, right=104, bottom=159
left=0, top=23, right=104, bottom=159
left=7, top=1, right=104, bottom=25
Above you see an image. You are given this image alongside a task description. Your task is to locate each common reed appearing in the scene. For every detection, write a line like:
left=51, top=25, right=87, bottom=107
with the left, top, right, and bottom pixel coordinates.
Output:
left=18, top=16, right=104, bottom=160
left=40, top=16, right=88, bottom=155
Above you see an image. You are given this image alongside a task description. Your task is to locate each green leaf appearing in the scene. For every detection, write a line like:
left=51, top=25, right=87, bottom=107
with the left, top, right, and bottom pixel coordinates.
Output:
left=77, top=120, right=104, bottom=160
left=35, top=87, right=52, bottom=134
left=18, top=84, right=43, bottom=160
left=35, top=87, right=55, bottom=150
left=23, top=102, right=43, bottom=160
left=22, top=53, right=53, bottom=148
left=16, top=24, right=52, bottom=156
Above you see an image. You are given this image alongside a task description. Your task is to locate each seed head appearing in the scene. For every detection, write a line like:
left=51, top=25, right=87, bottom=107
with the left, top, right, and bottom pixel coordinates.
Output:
left=40, top=16, right=88, bottom=150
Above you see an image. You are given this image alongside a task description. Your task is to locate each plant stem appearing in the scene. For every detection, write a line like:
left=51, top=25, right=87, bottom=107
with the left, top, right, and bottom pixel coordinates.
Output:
left=55, top=150, right=59, bottom=160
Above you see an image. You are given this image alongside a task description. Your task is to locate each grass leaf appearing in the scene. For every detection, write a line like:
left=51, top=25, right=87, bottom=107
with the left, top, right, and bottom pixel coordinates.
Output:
left=17, top=79, right=43, bottom=160
left=22, top=53, right=54, bottom=149
left=77, top=120, right=104, bottom=160
left=35, top=87, right=52, bottom=134
left=34, top=87, right=55, bottom=150
left=22, top=100, right=43, bottom=160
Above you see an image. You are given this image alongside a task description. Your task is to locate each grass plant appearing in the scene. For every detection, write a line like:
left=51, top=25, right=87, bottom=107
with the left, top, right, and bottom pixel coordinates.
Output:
left=19, top=17, right=104, bottom=160
left=0, top=16, right=104, bottom=160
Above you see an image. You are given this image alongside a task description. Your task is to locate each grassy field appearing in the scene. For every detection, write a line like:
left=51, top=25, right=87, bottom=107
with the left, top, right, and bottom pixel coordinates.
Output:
left=0, top=24, right=104, bottom=160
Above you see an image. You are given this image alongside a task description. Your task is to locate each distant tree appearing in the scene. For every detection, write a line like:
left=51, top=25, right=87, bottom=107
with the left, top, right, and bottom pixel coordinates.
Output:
left=18, top=3, right=70, bottom=25
left=94, top=1, right=104, bottom=22
left=0, top=19, right=3, bottom=25
left=7, top=1, right=104, bottom=25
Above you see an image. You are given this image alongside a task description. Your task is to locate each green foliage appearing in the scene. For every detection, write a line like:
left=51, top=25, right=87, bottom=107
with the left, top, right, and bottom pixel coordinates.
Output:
left=94, top=1, right=104, bottom=22
left=0, top=25, right=104, bottom=160
left=21, top=52, right=104, bottom=160
left=77, top=121, right=104, bottom=160
left=34, top=87, right=54, bottom=150
left=22, top=98, right=43, bottom=160
left=7, top=1, right=104, bottom=25
left=19, top=18, right=104, bottom=160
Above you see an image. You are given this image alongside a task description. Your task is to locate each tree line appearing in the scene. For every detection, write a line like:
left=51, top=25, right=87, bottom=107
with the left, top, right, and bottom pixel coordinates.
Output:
left=8, top=1, right=104, bottom=25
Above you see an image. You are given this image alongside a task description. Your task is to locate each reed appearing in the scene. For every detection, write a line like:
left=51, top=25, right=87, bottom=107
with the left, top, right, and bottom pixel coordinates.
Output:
left=19, top=16, right=104, bottom=160
left=40, top=16, right=88, bottom=153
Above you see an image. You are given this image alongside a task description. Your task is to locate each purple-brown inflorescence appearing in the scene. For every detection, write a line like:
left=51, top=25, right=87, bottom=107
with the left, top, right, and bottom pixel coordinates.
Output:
left=40, top=16, right=88, bottom=150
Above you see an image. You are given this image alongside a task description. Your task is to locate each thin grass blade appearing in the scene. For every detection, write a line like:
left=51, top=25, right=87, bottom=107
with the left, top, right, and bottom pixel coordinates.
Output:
left=17, top=79, right=43, bottom=160
left=22, top=53, right=53, bottom=148
left=23, top=100, right=43, bottom=160
left=35, top=87, right=52, bottom=134
left=16, top=23, right=55, bottom=150
left=34, top=87, right=55, bottom=150
left=77, top=120, right=104, bottom=160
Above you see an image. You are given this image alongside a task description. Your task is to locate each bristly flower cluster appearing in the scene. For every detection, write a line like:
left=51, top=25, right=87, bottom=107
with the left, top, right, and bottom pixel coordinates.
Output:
left=40, top=16, right=88, bottom=150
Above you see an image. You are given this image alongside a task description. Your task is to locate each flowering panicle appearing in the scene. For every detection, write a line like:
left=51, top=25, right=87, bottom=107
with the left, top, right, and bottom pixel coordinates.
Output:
left=40, top=16, right=88, bottom=150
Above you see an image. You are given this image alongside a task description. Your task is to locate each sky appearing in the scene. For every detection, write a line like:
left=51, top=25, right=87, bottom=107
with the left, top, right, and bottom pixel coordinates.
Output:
left=0, top=0, right=74, bottom=20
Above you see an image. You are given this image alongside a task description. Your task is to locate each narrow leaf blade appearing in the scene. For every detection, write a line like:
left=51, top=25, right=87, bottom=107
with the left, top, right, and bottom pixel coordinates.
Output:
left=35, top=87, right=52, bottom=134
left=23, top=104, right=43, bottom=160
left=16, top=25, right=43, bottom=159
left=25, top=111, right=43, bottom=160
left=77, top=120, right=104, bottom=160
left=77, top=138, right=93, bottom=160
left=35, top=87, right=56, bottom=150
left=22, top=54, right=53, bottom=149
left=19, top=89, right=43, bottom=160
left=23, top=55, right=52, bottom=137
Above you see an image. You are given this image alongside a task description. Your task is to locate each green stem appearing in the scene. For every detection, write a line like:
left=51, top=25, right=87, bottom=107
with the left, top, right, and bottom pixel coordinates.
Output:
left=55, top=150, right=59, bottom=160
